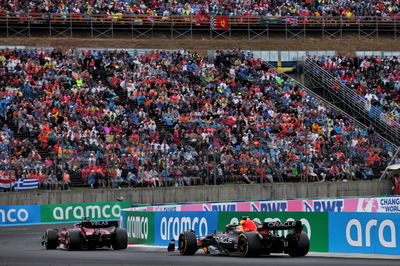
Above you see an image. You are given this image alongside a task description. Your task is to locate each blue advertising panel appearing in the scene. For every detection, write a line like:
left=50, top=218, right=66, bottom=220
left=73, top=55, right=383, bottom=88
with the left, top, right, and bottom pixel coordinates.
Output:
left=154, top=211, right=218, bottom=246
left=0, top=205, right=41, bottom=226
left=329, top=212, right=400, bottom=255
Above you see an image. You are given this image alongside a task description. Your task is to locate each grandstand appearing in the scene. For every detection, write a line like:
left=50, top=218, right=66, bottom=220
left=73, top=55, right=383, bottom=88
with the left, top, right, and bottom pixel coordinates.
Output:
left=0, top=46, right=398, bottom=191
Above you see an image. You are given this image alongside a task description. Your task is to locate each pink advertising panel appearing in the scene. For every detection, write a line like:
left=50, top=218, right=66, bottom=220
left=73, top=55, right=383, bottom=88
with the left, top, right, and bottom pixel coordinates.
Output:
left=128, top=196, right=400, bottom=213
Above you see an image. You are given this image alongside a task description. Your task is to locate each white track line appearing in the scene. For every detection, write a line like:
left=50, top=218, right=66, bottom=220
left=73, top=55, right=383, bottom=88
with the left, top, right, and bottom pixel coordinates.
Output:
left=127, top=245, right=400, bottom=259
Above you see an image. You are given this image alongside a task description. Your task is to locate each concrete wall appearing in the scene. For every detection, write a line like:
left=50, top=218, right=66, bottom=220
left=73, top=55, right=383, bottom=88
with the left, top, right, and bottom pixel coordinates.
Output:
left=0, top=180, right=392, bottom=206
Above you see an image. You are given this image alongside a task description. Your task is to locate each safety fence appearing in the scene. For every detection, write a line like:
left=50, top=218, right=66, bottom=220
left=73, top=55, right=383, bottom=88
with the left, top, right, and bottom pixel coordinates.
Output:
left=1, top=14, right=400, bottom=40
left=121, top=210, right=400, bottom=255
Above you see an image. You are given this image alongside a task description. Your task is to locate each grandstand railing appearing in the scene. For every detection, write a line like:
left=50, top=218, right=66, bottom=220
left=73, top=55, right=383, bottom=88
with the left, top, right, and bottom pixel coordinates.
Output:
left=1, top=13, right=400, bottom=39
left=303, top=58, right=400, bottom=146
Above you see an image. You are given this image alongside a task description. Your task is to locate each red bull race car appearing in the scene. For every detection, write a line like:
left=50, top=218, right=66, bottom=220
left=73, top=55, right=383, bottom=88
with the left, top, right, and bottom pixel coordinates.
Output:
left=42, top=218, right=128, bottom=250
left=168, top=216, right=309, bottom=257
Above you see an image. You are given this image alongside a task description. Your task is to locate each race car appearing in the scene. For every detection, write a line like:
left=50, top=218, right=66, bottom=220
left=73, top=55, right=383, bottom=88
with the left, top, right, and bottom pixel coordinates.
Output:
left=41, top=218, right=128, bottom=250
left=168, top=216, right=309, bottom=257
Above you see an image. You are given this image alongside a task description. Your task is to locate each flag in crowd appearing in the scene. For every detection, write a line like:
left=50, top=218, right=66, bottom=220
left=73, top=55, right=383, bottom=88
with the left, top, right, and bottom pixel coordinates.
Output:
left=13, top=179, right=39, bottom=191
left=0, top=177, right=14, bottom=190
left=211, top=16, right=229, bottom=30
left=285, top=17, right=299, bottom=25
left=196, top=13, right=210, bottom=24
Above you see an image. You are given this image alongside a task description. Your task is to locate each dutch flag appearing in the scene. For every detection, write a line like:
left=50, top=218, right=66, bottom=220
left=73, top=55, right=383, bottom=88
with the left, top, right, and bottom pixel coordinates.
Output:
left=0, top=178, right=14, bottom=190
left=14, top=178, right=39, bottom=191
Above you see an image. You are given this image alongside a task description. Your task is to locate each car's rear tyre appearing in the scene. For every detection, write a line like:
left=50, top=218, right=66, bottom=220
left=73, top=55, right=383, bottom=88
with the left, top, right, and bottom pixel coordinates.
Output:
left=43, top=229, right=58, bottom=249
left=112, top=228, right=128, bottom=250
left=178, top=231, right=197, bottom=255
left=238, top=232, right=262, bottom=257
left=287, top=232, right=309, bottom=257
left=66, top=230, right=81, bottom=251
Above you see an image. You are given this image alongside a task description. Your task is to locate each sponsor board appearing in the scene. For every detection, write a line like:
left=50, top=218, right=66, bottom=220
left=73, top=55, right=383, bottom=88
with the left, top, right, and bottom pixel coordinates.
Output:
left=131, top=196, right=400, bottom=213
left=152, top=205, right=182, bottom=212
left=40, top=201, right=131, bottom=223
left=250, top=200, right=290, bottom=212
left=303, top=199, right=345, bottom=212
left=218, top=212, right=329, bottom=252
left=124, top=211, right=154, bottom=245
left=357, top=197, right=400, bottom=213
left=0, top=205, right=40, bottom=226
left=154, top=211, right=218, bottom=246
left=329, top=212, right=400, bottom=255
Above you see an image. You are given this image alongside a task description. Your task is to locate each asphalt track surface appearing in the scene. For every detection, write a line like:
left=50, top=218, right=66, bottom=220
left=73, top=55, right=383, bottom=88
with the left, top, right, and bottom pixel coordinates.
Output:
left=0, top=223, right=399, bottom=266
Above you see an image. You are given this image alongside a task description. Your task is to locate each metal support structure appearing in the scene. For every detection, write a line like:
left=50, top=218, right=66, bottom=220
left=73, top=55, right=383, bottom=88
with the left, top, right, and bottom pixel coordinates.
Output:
left=171, top=23, right=193, bottom=40
left=6, top=16, right=30, bottom=37
left=358, top=18, right=378, bottom=40
left=91, top=20, right=114, bottom=38
left=285, top=19, right=306, bottom=39
left=210, top=28, right=231, bottom=39
left=248, top=19, right=269, bottom=40
left=395, top=20, right=400, bottom=40
left=1, top=14, right=400, bottom=40
left=49, top=16, right=72, bottom=38
left=132, top=25, right=153, bottom=39
left=321, top=17, right=343, bottom=40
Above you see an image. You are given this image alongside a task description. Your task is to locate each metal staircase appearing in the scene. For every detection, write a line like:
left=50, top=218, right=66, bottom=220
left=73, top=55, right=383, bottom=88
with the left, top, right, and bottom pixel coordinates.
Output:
left=302, top=58, right=400, bottom=146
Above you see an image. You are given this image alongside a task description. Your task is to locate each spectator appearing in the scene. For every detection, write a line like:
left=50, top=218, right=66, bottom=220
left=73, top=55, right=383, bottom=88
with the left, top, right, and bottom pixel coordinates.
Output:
left=63, top=171, right=71, bottom=190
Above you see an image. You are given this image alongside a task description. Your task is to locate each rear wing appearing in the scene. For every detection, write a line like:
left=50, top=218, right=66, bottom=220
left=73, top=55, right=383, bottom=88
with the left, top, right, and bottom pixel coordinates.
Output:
left=259, top=220, right=303, bottom=231
left=79, top=220, right=119, bottom=228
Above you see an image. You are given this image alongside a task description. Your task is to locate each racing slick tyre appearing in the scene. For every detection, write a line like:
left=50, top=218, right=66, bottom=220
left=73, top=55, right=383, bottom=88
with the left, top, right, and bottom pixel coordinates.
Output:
left=178, top=231, right=198, bottom=255
left=238, top=232, right=262, bottom=257
left=112, top=228, right=128, bottom=250
left=66, top=230, right=82, bottom=251
left=43, top=229, right=58, bottom=249
left=287, top=232, right=309, bottom=257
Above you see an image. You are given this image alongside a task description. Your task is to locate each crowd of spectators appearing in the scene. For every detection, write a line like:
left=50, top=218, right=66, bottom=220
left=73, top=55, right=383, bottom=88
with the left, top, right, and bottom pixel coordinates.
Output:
left=312, top=55, right=400, bottom=125
left=1, top=0, right=400, bottom=18
left=0, top=47, right=399, bottom=191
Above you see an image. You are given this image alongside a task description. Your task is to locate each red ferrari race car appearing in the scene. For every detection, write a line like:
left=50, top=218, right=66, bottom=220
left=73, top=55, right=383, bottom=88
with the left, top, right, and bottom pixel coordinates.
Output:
left=42, top=218, right=128, bottom=250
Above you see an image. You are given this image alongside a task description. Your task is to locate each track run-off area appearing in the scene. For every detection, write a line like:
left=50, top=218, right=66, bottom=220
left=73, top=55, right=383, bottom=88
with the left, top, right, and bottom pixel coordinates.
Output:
left=0, top=223, right=399, bottom=266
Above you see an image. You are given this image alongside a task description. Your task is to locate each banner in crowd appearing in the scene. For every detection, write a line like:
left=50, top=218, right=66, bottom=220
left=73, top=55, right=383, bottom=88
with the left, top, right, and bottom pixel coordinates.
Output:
left=14, top=178, right=39, bottom=191
left=0, top=177, right=38, bottom=191
left=218, top=211, right=329, bottom=252
left=128, top=196, right=400, bottom=213
left=40, top=201, right=131, bottom=223
left=0, top=177, right=14, bottom=190
left=329, top=212, right=400, bottom=255
left=0, top=205, right=41, bottom=226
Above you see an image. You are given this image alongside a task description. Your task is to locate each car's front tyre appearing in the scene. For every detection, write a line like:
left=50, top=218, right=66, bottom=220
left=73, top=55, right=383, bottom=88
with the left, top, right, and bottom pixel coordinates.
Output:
left=112, top=228, right=128, bottom=250
left=178, top=231, right=197, bottom=255
left=66, top=230, right=81, bottom=251
left=43, top=229, right=58, bottom=249
left=238, top=232, right=262, bottom=257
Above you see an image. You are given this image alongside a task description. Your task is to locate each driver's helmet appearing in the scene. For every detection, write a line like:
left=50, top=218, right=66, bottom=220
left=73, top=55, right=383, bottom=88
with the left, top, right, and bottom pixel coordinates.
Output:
left=239, top=219, right=257, bottom=232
